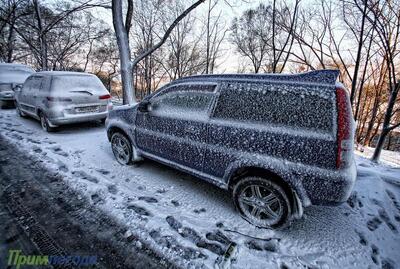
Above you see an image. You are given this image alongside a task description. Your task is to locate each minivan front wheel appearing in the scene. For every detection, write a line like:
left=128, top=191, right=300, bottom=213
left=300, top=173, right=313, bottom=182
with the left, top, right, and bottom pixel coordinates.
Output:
left=233, top=177, right=291, bottom=229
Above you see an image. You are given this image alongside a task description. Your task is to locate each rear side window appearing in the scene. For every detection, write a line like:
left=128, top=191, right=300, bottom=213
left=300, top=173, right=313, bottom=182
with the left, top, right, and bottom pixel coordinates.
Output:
left=212, top=82, right=335, bottom=132
left=151, top=84, right=216, bottom=119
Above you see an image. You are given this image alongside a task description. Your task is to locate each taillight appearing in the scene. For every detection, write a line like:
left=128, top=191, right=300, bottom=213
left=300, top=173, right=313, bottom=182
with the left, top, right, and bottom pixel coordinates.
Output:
left=99, top=94, right=111, bottom=100
left=336, top=86, right=352, bottom=168
left=46, top=96, right=72, bottom=102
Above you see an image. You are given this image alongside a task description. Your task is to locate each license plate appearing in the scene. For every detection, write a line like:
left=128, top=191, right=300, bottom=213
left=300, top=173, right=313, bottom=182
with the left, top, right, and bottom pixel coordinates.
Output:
left=76, top=106, right=99, bottom=113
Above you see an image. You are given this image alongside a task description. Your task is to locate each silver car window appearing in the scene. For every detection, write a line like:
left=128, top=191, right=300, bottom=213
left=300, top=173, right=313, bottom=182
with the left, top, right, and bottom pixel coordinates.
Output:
left=51, top=75, right=105, bottom=93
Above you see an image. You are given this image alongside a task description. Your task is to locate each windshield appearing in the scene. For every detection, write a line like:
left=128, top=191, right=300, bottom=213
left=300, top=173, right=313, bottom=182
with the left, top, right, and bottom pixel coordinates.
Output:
left=0, top=66, right=34, bottom=84
left=51, top=75, right=106, bottom=93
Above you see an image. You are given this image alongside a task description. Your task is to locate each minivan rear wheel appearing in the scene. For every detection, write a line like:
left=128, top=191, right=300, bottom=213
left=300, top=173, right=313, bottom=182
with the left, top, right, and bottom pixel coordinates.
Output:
left=16, top=103, right=26, bottom=117
left=233, top=177, right=291, bottom=229
left=39, top=112, right=55, bottom=132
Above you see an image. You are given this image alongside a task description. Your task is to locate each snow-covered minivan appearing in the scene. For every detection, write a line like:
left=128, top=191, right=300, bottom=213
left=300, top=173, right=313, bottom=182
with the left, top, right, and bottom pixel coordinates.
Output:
left=106, top=70, right=357, bottom=228
left=0, top=63, right=35, bottom=108
left=15, top=71, right=111, bottom=132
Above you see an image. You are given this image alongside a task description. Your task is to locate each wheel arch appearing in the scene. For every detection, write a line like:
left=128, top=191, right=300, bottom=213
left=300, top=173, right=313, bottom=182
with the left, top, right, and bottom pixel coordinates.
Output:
left=227, top=165, right=303, bottom=219
left=107, top=126, right=130, bottom=142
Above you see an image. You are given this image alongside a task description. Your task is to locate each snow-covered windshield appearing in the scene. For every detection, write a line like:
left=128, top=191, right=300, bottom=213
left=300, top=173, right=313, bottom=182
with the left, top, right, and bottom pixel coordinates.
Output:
left=51, top=75, right=106, bottom=93
left=0, top=66, right=34, bottom=84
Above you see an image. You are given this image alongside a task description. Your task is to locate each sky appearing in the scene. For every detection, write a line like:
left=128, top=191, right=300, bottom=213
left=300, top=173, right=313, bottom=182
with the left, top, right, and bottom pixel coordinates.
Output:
left=86, top=0, right=337, bottom=74
left=88, top=0, right=269, bottom=73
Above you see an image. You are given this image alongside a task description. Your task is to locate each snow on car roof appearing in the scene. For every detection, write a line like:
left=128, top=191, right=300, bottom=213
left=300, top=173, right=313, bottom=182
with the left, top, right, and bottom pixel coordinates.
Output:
left=37, top=71, right=95, bottom=77
left=0, top=62, right=35, bottom=71
left=175, top=69, right=340, bottom=86
left=0, top=62, right=32, bottom=67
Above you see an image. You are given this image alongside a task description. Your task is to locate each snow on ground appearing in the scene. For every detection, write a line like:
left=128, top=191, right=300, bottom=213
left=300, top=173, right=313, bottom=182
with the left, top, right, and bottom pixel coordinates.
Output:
left=355, top=146, right=400, bottom=168
left=1, top=108, right=400, bottom=269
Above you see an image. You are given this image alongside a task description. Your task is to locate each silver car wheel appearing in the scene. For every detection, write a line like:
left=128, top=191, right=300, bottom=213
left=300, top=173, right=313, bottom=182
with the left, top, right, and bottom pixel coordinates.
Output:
left=111, top=133, right=132, bottom=165
left=40, top=114, right=48, bottom=130
left=238, top=184, right=283, bottom=227
left=16, top=104, right=25, bottom=117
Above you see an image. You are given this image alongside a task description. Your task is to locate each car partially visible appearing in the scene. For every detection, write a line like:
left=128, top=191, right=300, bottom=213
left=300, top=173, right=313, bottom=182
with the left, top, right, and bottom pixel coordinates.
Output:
left=14, top=71, right=112, bottom=132
left=0, top=63, right=35, bottom=108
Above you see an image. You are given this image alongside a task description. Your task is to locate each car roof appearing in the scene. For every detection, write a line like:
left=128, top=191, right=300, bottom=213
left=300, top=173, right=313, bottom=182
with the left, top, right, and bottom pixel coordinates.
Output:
left=0, top=63, right=30, bottom=67
left=173, top=70, right=340, bottom=87
left=35, top=71, right=94, bottom=77
left=0, top=63, right=35, bottom=70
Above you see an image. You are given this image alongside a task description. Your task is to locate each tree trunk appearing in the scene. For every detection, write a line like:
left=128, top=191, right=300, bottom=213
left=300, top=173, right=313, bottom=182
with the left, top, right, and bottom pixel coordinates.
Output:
left=386, top=131, right=392, bottom=150
left=372, top=83, right=399, bottom=161
left=112, top=0, right=135, bottom=105
left=350, top=1, right=367, bottom=105
left=33, top=0, right=48, bottom=70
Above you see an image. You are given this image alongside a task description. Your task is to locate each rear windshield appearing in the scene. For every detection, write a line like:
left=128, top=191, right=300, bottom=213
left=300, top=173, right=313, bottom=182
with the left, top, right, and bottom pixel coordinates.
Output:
left=0, top=66, right=34, bottom=84
left=213, top=82, right=335, bottom=132
left=51, top=75, right=106, bottom=92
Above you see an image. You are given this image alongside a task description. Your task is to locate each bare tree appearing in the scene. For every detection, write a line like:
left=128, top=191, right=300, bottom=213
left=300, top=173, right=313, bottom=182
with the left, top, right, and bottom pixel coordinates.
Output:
left=203, top=0, right=226, bottom=74
left=0, top=0, right=110, bottom=69
left=160, top=1, right=205, bottom=80
left=364, top=0, right=400, bottom=161
left=231, top=1, right=300, bottom=73
left=0, top=0, right=30, bottom=63
left=270, top=0, right=301, bottom=73
left=112, top=0, right=205, bottom=105
left=230, top=4, right=271, bottom=73
left=131, top=0, right=165, bottom=98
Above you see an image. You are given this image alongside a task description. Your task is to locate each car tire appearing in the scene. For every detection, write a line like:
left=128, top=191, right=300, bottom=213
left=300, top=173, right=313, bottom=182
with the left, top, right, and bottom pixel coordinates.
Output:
left=39, top=112, right=55, bottom=132
left=233, top=176, right=291, bottom=229
left=16, top=103, right=26, bottom=117
left=111, top=132, right=134, bottom=165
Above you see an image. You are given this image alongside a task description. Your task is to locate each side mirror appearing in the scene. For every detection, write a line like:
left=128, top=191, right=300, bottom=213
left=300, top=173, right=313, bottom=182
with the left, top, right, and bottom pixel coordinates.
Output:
left=138, top=100, right=151, bottom=113
left=13, top=84, right=22, bottom=92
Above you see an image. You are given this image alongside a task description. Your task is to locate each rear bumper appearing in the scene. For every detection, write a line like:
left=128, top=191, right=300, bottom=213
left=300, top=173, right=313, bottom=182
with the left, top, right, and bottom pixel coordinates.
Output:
left=49, top=111, right=108, bottom=126
left=301, top=160, right=357, bottom=206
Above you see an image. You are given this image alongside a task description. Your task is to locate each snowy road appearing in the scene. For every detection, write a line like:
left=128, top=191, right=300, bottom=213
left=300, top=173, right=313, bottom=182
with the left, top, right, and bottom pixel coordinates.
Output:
left=0, top=137, right=166, bottom=269
left=1, top=108, right=400, bottom=268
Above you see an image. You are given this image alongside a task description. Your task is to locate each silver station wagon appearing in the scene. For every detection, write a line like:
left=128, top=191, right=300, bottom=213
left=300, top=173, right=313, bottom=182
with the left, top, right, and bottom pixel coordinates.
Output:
left=15, top=71, right=112, bottom=132
left=0, top=63, right=35, bottom=108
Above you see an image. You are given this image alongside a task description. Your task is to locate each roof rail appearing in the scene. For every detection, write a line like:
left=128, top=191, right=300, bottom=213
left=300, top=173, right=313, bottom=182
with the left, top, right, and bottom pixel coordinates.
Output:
left=176, top=70, right=340, bottom=85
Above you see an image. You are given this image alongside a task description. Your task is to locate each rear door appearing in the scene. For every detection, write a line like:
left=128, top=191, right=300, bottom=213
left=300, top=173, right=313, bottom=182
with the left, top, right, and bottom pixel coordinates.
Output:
left=135, top=83, right=216, bottom=172
left=22, top=76, right=42, bottom=114
left=51, top=75, right=109, bottom=114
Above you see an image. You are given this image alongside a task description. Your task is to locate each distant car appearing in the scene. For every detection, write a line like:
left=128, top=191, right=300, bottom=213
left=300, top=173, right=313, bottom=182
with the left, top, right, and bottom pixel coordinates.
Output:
left=15, top=71, right=112, bottom=132
left=105, top=70, right=357, bottom=229
left=0, top=63, right=35, bottom=108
